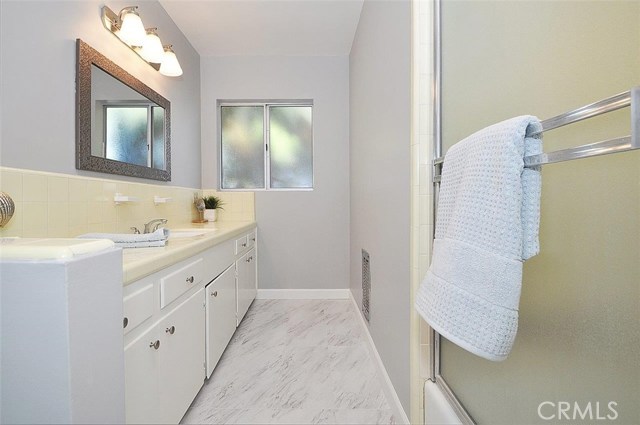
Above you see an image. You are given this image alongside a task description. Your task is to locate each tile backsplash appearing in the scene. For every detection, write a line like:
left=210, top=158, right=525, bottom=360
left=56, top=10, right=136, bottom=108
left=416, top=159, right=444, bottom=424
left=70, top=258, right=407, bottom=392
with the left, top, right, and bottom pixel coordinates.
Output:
left=0, top=167, right=255, bottom=238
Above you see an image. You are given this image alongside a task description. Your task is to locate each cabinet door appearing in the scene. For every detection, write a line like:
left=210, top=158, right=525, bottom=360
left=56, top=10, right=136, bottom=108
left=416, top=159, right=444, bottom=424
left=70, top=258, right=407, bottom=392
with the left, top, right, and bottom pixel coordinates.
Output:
left=205, top=266, right=237, bottom=377
left=236, top=248, right=257, bottom=325
left=124, top=324, right=161, bottom=424
left=158, top=288, right=206, bottom=424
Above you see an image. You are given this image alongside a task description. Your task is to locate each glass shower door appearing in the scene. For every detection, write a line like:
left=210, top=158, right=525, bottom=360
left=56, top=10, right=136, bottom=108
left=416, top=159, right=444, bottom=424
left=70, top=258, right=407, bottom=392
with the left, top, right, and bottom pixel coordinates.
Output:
left=437, top=1, right=640, bottom=423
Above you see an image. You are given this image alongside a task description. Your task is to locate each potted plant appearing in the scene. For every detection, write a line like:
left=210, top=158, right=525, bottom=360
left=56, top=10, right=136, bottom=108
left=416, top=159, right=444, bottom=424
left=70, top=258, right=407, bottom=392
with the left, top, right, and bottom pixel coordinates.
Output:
left=202, top=195, right=224, bottom=222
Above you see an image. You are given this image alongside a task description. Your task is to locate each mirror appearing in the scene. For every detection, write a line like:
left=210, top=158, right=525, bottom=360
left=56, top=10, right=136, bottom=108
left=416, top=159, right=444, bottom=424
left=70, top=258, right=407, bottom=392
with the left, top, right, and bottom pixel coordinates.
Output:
left=76, top=39, right=171, bottom=181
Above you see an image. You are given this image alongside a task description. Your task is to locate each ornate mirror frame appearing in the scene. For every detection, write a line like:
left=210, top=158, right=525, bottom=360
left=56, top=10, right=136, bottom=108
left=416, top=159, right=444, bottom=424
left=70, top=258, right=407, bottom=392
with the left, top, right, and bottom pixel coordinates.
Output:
left=76, top=39, right=171, bottom=181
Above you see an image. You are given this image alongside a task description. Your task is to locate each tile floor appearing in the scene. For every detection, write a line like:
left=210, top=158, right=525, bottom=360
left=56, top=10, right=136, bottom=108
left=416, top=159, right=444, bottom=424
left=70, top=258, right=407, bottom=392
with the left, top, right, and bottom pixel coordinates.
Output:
left=181, top=299, right=396, bottom=424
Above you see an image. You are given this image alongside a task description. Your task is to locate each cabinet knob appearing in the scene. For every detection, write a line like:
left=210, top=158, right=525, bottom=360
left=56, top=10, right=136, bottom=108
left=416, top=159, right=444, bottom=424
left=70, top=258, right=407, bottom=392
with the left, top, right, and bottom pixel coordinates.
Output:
left=242, top=242, right=247, bottom=247
left=251, top=237, right=256, bottom=242
left=246, top=257, right=251, bottom=263
left=149, top=340, right=160, bottom=350
left=211, top=291, right=218, bottom=297
left=186, top=276, right=194, bottom=284
left=165, top=326, right=176, bottom=335
left=123, top=317, right=129, bottom=328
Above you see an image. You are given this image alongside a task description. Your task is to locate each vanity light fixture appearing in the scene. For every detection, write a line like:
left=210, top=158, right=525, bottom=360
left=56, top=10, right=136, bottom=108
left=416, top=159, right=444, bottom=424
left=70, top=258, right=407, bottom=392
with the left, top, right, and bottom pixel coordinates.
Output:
left=102, top=5, right=183, bottom=77
left=140, top=28, right=165, bottom=63
left=118, top=6, right=146, bottom=46
left=159, top=45, right=183, bottom=77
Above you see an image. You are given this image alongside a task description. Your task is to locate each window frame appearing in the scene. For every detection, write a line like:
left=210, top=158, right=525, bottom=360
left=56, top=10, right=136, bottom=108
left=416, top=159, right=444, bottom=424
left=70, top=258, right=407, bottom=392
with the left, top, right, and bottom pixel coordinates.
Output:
left=217, top=100, right=314, bottom=191
left=99, top=100, right=163, bottom=169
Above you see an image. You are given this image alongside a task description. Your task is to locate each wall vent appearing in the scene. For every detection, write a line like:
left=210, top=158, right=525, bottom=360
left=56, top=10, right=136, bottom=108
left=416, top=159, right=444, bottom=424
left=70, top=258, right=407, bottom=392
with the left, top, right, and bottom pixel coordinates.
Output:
left=361, top=249, right=370, bottom=322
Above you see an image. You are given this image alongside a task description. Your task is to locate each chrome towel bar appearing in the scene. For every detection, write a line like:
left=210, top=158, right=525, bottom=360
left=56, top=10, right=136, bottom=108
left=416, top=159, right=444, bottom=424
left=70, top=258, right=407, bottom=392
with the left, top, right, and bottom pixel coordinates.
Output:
left=433, top=86, right=640, bottom=182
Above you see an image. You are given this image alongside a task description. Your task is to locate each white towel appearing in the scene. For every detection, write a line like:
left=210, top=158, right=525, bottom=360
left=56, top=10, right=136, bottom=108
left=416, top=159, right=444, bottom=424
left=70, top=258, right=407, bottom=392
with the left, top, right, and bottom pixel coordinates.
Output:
left=78, top=228, right=169, bottom=243
left=115, top=240, right=167, bottom=249
left=415, top=116, right=543, bottom=361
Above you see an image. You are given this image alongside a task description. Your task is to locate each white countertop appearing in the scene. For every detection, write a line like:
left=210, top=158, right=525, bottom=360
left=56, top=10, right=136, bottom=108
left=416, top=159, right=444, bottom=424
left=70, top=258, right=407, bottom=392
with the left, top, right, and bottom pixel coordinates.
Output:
left=0, top=238, right=115, bottom=260
left=122, top=221, right=256, bottom=285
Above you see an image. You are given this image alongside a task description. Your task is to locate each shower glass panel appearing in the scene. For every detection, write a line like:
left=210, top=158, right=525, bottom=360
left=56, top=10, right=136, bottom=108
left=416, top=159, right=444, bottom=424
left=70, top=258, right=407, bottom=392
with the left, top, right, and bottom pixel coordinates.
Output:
left=439, top=1, right=639, bottom=423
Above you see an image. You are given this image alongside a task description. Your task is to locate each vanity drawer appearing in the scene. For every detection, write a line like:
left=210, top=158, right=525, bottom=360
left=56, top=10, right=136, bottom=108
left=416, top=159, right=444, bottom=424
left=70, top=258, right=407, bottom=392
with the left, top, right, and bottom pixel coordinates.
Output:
left=235, top=235, right=248, bottom=254
left=123, top=284, right=154, bottom=334
left=246, top=230, right=257, bottom=249
left=160, top=258, right=204, bottom=308
left=202, top=238, right=235, bottom=283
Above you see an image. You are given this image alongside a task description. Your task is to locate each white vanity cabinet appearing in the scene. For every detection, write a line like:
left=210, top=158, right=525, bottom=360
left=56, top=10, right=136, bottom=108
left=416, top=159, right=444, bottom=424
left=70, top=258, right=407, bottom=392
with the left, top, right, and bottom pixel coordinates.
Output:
left=123, top=226, right=257, bottom=424
left=205, top=230, right=257, bottom=375
left=205, top=265, right=237, bottom=377
left=159, top=288, right=206, bottom=423
left=237, top=247, right=257, bottom=324
left=124, top=288, right=205, bottom=424
left=124, top=322, right=161, bottom=424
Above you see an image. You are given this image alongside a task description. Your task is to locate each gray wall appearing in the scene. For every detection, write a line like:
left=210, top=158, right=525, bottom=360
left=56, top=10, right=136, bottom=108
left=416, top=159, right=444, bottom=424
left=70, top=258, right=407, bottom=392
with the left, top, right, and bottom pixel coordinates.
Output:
left=201, top=56, right=350, bottom=291
left=349, top=0, right=411, bottom=412
left=0, top=1, right=201, bottom=188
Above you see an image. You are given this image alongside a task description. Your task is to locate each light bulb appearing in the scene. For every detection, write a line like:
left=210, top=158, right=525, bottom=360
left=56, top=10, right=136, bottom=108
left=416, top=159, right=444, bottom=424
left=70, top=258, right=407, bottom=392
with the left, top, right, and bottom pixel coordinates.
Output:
left=140, top=28, right=164, bottom=63
left=159, top=45, right=183, bottom=77
left=118, top=7, right=146, bottom=47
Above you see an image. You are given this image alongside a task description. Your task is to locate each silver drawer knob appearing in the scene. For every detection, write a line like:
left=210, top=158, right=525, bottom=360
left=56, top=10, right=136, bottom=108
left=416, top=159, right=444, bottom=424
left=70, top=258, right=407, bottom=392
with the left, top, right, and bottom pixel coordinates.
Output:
left=149, top=340, right=160, bottom=350
left=211, top=291, right=218, bottom=297
left=166, top=326, right=175, bottom=335
left=186, top=276, right=194, bottom=284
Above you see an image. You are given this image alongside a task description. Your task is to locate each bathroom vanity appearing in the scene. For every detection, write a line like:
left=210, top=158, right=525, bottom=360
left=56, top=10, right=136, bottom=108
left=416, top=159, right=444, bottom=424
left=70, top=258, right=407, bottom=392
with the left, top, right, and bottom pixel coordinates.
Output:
left=0, top=222, right=256, bottom=424
left=121, top=222, right=257, bottom=424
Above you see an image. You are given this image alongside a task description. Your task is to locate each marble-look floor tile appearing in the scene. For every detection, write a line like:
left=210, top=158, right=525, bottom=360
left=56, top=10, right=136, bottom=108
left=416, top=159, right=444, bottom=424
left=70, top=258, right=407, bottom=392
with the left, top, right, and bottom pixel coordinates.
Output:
left=181, top=299, right=395, bottom=424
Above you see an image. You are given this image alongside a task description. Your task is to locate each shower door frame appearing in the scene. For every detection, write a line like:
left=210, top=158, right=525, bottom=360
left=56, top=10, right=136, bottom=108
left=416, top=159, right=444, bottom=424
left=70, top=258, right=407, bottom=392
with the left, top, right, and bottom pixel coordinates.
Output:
left=428, top=0, right=476, bottom=423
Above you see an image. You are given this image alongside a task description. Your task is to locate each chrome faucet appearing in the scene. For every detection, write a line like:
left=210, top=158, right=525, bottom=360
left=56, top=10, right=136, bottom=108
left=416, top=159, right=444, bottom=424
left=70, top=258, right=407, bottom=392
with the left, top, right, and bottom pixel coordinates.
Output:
left=143, top=218, right=168, bottom=234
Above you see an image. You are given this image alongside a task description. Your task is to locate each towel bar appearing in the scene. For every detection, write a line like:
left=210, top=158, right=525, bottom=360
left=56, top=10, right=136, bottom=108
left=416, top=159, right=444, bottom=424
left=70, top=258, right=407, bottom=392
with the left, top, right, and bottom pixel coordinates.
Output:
left=433, top=86, right=640, bottom=182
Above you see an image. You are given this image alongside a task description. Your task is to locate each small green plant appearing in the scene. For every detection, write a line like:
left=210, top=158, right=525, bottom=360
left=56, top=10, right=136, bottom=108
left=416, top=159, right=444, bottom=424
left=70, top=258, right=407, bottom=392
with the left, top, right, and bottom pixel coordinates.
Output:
left=203, top=195, right=225, bottom=210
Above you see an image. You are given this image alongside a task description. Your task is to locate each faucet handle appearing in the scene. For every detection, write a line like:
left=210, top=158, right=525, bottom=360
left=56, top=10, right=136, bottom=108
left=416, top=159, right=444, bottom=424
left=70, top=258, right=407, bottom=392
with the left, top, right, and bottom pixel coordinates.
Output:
left=130, top=227, right=141, bottom=234
left=143, top=218, right=168, bottom=234
left=153, top=219, right=168, bottom=232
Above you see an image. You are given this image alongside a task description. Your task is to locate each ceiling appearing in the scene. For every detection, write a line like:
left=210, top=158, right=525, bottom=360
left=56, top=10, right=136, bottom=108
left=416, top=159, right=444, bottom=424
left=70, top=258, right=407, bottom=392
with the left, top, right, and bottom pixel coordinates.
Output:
left=159, top=0, right=364, bottom=57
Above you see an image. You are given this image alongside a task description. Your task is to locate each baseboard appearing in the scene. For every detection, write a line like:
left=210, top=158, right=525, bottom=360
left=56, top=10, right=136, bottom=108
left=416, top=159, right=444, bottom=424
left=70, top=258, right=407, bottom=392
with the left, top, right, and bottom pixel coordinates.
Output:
left=349, top=292, right=410, bottom=425
left=256, top=288, right=350, bottom=300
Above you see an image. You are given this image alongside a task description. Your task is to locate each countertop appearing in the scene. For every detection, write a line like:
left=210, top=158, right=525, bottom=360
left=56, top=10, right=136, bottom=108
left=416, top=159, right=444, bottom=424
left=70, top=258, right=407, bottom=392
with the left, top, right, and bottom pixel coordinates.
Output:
left=122, top=221, right=256, bottom=285
left=0, top=238, right=115, bottom=260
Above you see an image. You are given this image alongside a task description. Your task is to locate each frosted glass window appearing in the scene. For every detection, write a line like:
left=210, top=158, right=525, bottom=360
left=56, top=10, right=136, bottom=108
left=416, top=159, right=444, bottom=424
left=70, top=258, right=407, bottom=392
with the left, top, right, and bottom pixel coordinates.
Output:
left=151, top=106, right=165, bottom=170
left=219, top=102, right=313, bottom=190
left=269, top=106, right=313, bottom=189
left=105, top=107, right=148, bottom=167
left=221, top=106, right=265, bottom=189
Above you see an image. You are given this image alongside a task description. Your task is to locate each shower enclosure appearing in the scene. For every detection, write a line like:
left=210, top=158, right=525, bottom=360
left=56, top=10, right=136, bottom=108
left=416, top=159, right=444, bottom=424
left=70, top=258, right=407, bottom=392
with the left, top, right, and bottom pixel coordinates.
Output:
left=430, top=1, right=640, bottom=423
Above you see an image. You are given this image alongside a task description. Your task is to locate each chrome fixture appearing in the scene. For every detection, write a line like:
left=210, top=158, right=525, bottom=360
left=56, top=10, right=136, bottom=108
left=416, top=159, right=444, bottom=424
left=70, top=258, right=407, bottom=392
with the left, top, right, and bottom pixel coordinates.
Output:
left=101, top=5, right=183, bottom=77
left=432, top=86, right=640, bottom=182
left=143, top=218, right=168, bottom=234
